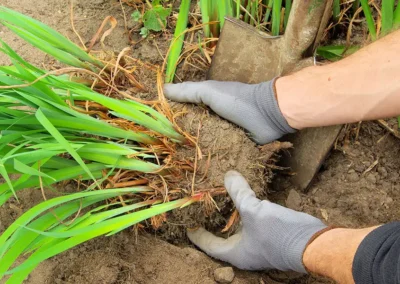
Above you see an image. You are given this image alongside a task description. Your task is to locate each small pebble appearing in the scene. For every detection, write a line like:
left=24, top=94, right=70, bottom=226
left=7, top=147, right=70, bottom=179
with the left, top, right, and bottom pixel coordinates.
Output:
left=354, top=165, right=365, bottom=173
left=286, top=189, right=302, bottom=210
left=385, top=197, right=393, bottom=204
left=377, top=167, right=388, bottom=178
left=366, top=173, right=377, bottom=184
left=220, top=121, right=231, bottom=130
left=347, top=172, right=360, bottom=182
left=214, top=267, right=235, bottom=283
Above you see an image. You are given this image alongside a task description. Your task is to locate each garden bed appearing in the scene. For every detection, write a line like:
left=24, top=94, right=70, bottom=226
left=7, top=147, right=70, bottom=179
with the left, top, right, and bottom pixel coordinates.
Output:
left=1, top=1, right=400, bottom=283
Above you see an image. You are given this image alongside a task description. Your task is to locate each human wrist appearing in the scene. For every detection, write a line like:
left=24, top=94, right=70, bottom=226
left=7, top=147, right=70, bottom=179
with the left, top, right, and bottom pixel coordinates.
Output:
left=251, top=80, right=296, bottom=142
left=275, top=65, right=333, bottom=130
left=282, top=222, right=328, bottom=273
left=303, top=227, right=379, bottom=283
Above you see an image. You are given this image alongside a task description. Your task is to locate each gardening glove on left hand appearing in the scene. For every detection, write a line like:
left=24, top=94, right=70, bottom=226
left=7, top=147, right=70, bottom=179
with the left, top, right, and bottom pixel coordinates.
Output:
left=164, top=79, right=296, bottom=144
left=188, top=171, right=327, bottom=272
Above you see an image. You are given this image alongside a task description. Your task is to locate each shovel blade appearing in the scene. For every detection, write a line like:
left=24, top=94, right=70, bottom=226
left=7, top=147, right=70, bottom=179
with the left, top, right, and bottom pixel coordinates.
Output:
left=208, top=17, right=281, bottom=83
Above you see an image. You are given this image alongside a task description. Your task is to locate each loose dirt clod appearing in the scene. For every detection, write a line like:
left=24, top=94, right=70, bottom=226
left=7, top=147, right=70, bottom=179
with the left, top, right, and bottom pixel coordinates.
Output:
left=158, top=108, right=292, bottom=241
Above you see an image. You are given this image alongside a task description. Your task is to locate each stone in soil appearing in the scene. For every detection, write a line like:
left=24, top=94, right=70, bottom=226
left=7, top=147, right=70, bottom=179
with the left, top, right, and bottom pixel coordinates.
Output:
left=214, top=267, right=235, bottom=283
left=347, top=171, right=360, bottom=182
left=286, top=189, right=302, bottom=210
left=366, top=173, right=377, bottom=184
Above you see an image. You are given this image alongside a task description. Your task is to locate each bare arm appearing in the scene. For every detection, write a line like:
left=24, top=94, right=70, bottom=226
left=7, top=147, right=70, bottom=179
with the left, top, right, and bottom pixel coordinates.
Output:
left=277, top=29, right=400, bottom=129
left=303, top=227, right=378, bottom=283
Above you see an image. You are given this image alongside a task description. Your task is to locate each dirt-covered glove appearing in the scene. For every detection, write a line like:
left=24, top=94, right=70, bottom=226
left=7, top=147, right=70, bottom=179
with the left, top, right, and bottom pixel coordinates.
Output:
left=188, top=171, right=327, bottom=272
left=164, top=79, right=296, bottom=144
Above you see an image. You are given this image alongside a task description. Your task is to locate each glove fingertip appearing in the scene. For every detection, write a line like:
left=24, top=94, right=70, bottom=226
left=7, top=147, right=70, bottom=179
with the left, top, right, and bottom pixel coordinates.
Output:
left=224, top=171, right=253, bottom=196
left=163, top=83, right=178, bottom=98
left=187, top=227, right=217, bottom=255
left=224, top=170, right=244, bottom=187
left=163, top=82, right=201, bottom=104
left=224, top=171, right=260, bottom=213
left=186, top=227, right=206, bottom=244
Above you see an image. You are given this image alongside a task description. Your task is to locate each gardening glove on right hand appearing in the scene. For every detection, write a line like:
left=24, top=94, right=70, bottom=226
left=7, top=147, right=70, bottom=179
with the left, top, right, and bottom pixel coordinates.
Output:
left=188, top=171, right=327, bottom=273
left=164, top=79, right=296, bottom=145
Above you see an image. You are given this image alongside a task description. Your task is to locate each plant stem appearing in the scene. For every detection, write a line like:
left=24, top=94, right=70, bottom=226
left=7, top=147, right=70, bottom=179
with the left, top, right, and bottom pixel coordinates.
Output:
left=381, top=0, right=395, bottom=35
left=360, top=0, right=377, bottom=40
left=352, top=0, right=360, bottom=14
left=271, top=0, right=282, bottom=35
left=284, top=0, right=292, bottom=30
left=333, top=0, right=340, bottom=22
left=264, top=0, right=273, bottom=24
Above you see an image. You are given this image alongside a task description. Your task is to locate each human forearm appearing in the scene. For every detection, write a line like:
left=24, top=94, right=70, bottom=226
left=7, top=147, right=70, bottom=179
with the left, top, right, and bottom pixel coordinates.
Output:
left=303, top=227, right=378, bottom=283
left=277, top=29, right=400, bottom=130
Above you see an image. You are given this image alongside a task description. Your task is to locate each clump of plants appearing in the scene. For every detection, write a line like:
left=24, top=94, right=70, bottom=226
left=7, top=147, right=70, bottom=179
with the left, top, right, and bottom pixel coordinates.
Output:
left=198, top=0, right=293, bottom=37
left=0, top=6, right=206, bottom=282
left=316, top=0, right=400, bottom=60
left=164, top=0, right=297, bottom=83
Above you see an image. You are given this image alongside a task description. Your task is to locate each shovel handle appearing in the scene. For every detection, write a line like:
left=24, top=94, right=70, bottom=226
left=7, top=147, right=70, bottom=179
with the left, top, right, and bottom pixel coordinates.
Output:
left=282, top=0, right=331, bottom=66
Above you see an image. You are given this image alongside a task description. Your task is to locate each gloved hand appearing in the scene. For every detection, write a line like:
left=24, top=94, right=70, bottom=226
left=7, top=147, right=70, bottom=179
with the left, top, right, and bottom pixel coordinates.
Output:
left=164, top=79, right=296, bottom=144
left=188, top=171, right=327, bottom=272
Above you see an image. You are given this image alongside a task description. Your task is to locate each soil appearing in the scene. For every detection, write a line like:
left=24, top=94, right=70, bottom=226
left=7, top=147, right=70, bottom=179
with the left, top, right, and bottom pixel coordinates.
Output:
left=1, top=1, right=400, bottom=284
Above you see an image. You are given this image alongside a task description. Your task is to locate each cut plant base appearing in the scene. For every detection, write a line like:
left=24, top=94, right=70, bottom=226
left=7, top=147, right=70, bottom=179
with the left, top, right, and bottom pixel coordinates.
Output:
left=158, top=105, right=292, bottom=241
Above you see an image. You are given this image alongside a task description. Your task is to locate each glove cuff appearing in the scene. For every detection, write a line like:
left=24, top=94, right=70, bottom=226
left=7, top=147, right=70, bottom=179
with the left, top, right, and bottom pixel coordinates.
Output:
left=283, top=223, right=328, bottom=273
left=254, top=78, right=297, bottom=137
left=301, top=226, right=340, bottom=273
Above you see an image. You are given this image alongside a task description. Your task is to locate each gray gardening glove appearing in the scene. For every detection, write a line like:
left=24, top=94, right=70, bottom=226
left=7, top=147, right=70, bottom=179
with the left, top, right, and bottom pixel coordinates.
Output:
left=188, top=171, right=327, bottom=272
left=164, top=79, right=296, bottom=144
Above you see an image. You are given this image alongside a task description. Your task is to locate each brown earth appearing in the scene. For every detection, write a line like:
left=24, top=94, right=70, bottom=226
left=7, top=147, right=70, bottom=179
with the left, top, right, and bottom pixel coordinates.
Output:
left=1, top=1, right=400, bottom=284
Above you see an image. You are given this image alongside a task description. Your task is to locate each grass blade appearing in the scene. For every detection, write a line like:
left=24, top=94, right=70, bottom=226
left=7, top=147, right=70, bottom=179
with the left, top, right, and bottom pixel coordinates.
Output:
left=394, top=3, right=400, bottom=28
left=317, top=45, right=359, bottom=61
left=271, top=0, right=282, bottom=35
left=0, top=187, right=151, bottom=258
left=264, top=0, right=273, bottom=24
left=381, top=0, right=395, bottom=35
left=352, top=0, right=360, bottom=14
left=165, top=0, right=190, bottom=83
left=200, top=0, right=211, bottom=38
left=360, top=0, right=377, bottom=40
left=34, top=109, right=97, bottom=187
left=333, top=0, right=340, bottom=22
left=13, top=159, right=55, bottom=181
left=250, top=0, right=259, bottom=26
left=0, top=197, right=105, bottom=277
left=2, top=23, right=89, bottom=69
left=284, top=0, right=292, bottom=30
left=234, top=0, right=240, bottom=19
left=6, top=196, right=197, bottom=278
left=0, top=6, right=102, bottom=66
left=244, top=0, right=251, bottom=23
